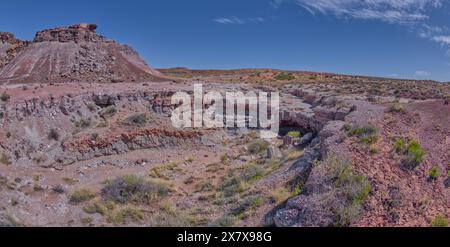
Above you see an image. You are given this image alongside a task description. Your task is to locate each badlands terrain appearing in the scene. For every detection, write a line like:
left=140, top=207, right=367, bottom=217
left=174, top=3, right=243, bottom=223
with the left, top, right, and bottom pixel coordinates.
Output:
left=0, top=24, right=449, bottom=227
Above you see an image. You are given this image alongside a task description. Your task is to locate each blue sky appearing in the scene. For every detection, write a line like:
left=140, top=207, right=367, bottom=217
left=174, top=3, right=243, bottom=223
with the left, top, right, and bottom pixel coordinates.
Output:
left=1, top=0, right=450, bottom=81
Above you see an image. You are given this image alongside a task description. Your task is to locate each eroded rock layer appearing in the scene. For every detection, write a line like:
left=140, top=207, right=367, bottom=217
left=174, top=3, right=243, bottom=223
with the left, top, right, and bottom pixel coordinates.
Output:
left=0, top=24, right=166, bottom=83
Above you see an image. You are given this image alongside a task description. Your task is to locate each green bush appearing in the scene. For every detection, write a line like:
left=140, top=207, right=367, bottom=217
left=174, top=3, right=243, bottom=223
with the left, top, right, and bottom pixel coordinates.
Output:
left=405, top=140, right=425, bottom=168
left=428, top=166, right=440, bottom=180
left=394, top=138, right=406, bottom=153
left=431, top=215, right=449, bottom=227
left=326, top=156, right=372, bottom=226
left=275, top=73, right=295, bottom=81
left=286, top=131, right=301, bottom=138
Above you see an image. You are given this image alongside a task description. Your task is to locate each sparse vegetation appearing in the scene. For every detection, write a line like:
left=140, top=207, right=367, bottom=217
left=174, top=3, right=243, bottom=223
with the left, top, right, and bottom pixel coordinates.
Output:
left=75, top=118, right=92, bottom=128
left=247, top=140, right=269, bottom=155
left=231, top=195, right=264, bottom=217
left=100, top=106, right=117, bottom=118
left=275, top=73, right=295, bottom=81
left=148, top=162, right=181, bottom=180
left=404, top=140, right=425, bottom=169
left=431, top=215, right=449, bottom=227
left=326, top=156, right=372, bottom=226
left=388, top=103, right=405, bottom=113
left=209, top=215, right=237, bottom=227
left=394, top=138, right=406, bottom=153
left=48, top=128, right=59, bottom=141
left=124, top=113, right=147, bottom=126
left=108, top=207, right=144, bottom=226
left=0, top=92, right=10, bottom=102
left=195, top=179, right=215, bottom=192
left=428, top=166, right=440, bottom=180
left=0, top=153, right=12, bottom=165
left=147, top=205, right=192, bottom=227
left=102, top=175, right=171, bottom=204
left=69, top=189, right=96, bottom=204
left=62, top=177, right=79, bottom=185
left=286, top=131, right=301, bottom=138
left=346, top=124, right=379, bottom=145
left=270, top=187, right=292, bottom=204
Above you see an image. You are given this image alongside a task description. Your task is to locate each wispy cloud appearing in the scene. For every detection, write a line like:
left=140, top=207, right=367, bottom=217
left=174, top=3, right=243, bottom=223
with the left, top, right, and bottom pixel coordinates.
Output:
left=294, top=1, right=450, bottom=56
left=296, top=0, right=442, bottom=24
left=432, top=35, right=450, bottom=45
left=214, top=16, right=264, bottom=25
left=270, top=0, right=287, bottom=9
left=414, top=70, right=431, bottom=77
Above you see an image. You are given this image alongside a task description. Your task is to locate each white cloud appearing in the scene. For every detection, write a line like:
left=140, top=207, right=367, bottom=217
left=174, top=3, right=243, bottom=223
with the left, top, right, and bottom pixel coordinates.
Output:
left=214, top=16, right=264, bottom=24
left=296, top=0, right=442, bottom=24
left=431, top=35, right=450, bottom=45
left=295, top=1, right=450, bottom=56
left=414, top=70, right=431, bottom=77
left=271, top=0, right=286, bottom=8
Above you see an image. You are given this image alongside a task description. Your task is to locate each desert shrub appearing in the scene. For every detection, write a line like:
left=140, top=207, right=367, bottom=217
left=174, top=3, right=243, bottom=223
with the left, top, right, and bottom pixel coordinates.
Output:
left=394, top=138, right=406, bottom=153
left=0, top=153, right=11, bottom=165
left=52, top=185, right=66, bottom=194
left=240, top=163, right=266, bottom=182
left=0, top=92, right=10, bottom=102
left=83, top=201, right=108, bottom=215
left=346, top=124, right=379, bottom=145
left=75, top=118, right=92, bottom=128
left=48, top=128, right=59, bottom=141
left=108, top=207, right=144, bottom=226
left=221, top=175, right=249, bottom=197
left=62, top=177, right=79, bottom=185
left=0, top=214, right=23, bottom=227
left=326, top=156, right=372, bottom=226
left=275, top=73, right=295, bottom=81
left=431, top=215, right=449, bottom=227
left=70, top=189, right=96, bottom=204
left=195, top=179, right=215, bottom=192
left=286, top=131, right=301, bottom=138
left=209, top=215, right=237, bottom=227
left=148, top=162, right=181, bottom=179
left=247, top=140, right=269, bottom=155
left=270, top=187, right=292, bottom=204
left=404, top=140, right=425, bottom=169
left=102, top=175, right=171, bottom=204
left=388, top=103, right=405, bottom=113
left=231, top=195, right=264, bottom=216
left=86, top=103, right=97, bottom=112
left=428, top=167, right=440, bottom=180
left=147, top=206, right=192, bottom=227
left=185, top=156, right=194, bottom=163
left=124, top=113, right=147, bottom=126
left=220, top=155, right=229, bottom=164
left=100, top=106, right=117, bottom=118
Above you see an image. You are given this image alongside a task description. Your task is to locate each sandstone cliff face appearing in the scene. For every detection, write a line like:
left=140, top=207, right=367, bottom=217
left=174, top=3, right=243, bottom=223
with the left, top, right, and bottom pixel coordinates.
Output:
left=0, top=32, right=29, bottom=70
left=0, top=24, right=166, bottom=83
